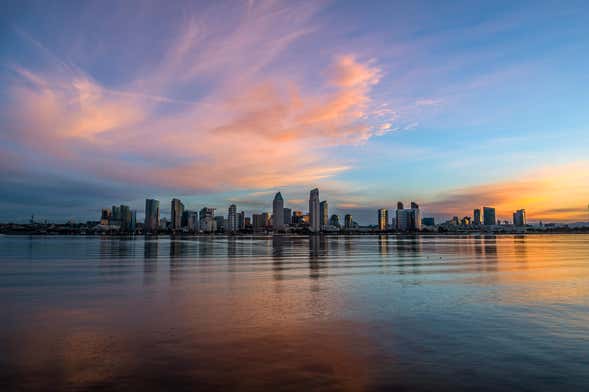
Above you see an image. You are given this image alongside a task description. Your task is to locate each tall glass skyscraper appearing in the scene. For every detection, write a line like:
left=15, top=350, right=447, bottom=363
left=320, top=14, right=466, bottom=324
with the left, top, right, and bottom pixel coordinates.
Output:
left=309, top=188, right=320, bottom=232
left=320, top=201, right=328, bottom=227
left=227, top=204, right=238, bottom=232
left=378, top=208, right=388, bottom=231
left=483, top=207, right=496, bottom=225
left=272, top=192, right=284, bottom=230
left=171, top=198, right=184, bottom=230
left=144, top=199, right=160, bottom=232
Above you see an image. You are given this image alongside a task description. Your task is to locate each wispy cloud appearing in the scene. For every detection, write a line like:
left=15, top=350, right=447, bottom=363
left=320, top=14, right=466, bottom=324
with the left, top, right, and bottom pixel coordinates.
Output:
left=2, top=1, right=389, bottom=195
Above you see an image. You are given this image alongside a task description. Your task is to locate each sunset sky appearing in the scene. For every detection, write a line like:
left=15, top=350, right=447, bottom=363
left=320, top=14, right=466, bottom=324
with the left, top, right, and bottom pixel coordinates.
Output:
left=1, top=0, right=588, bottom=224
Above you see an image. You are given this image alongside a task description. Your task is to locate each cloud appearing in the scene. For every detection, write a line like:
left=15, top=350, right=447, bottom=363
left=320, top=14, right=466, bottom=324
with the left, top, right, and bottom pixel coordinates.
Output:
left=1, top=1, right=389, bottom=200
left=426, top=161, right=589, bottom=222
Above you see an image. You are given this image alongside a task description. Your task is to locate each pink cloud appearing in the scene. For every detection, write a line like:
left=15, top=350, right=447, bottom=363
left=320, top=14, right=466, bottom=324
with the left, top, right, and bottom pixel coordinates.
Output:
left=2, top=2, right=388, bottom=193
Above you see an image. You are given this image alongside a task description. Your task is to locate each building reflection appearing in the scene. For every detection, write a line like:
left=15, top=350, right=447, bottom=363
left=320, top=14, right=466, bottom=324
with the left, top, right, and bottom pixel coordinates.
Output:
left=143, top=239, right=159, bottom=285
left=309, top=235, right=328, bottom=279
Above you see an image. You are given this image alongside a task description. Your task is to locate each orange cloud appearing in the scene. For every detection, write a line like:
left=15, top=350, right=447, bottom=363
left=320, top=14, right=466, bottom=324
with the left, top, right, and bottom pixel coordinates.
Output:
left=427, top=161, right=589, bottom=222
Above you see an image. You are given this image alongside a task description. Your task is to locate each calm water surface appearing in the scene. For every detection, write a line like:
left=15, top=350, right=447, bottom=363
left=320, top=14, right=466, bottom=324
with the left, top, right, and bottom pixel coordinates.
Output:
left=1, top=234, right=588, bottom=391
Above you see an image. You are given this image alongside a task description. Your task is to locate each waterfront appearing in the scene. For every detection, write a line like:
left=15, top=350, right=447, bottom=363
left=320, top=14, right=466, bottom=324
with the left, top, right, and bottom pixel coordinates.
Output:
left=1, top=234, right=588, bottom=391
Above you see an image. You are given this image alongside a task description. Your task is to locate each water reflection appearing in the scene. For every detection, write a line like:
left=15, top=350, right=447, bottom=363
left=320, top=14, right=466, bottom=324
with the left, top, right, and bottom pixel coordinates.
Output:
left=1, top=235, right=589, bottom=391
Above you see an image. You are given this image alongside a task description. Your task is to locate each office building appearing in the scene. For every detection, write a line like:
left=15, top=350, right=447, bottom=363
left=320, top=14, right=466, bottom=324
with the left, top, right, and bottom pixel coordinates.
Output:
left=483, top=207, right=496, bottom=225
left=344, top=214, right=353, bottom=229
left=120, top=205, right=132, bottom=231
left=214, top=216, right=225, bottom=231
left=283, top=208, right=292, bottom=225
left=473, top=209, right=481, bottom=225
left=144, top=199, right=160, bottom=232
left=396, top=201, right=422, bottom=231
left=320, top=201, right=328, bottom=227
left=252, top=213, right=269, bottom=231
left=171, top=198, right=184, bottom=230
left=309, top=188, right=320, bottom=232
left=110, top=205, right=121, bottom=226
left=227, top=204, right=238, bottom=232
left=238, top=211, right=245, bottom=230
left=378, top=208, right=388, bottom=231
left=199, top=207, right=215, bottom=222
left=100, top=208, right=111, bottom=225
left=272, top=192, right=284, bottom=230
left=513, top=209, right=527, bottom=226
left=182, top=210, right=197, bottom=231
left=130, top=210, right=137, bottom=232
left=329, top=214, right=341, bottom=228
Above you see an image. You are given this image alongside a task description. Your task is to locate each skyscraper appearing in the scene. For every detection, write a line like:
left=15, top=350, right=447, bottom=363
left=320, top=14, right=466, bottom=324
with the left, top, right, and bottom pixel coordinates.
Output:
left=272, top=192, right=284, bottom=231
left=283, top=208, right=292, bottom=225
left=473, top=209, right=481, bottom=225
left=483, top=207, right=496, bottom=225
left=309, top=188, right=320, bottom=232
left=171, top=198, right=184, bottom=230
left=238, top=211, right=245, bottom=230
left=513, top=209, right=527, bottom=226
left=111, top=205, right=121, bottom=225
left=320, top=201, right=328, bottom=227
left=144, top=199, right=160, bottom=232
left=395, top=201, right=404, bottom=231
left=378, top=208, right=388, bottom=231
left=396, top=201, right=422, bottom=231
left=227, top=204, right=237, bottom=232
left=120, top=205, right=131, bottom=231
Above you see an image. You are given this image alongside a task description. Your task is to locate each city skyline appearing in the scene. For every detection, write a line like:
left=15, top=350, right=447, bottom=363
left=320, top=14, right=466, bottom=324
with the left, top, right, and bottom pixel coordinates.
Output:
left=1, top=1, right=589, bottom=224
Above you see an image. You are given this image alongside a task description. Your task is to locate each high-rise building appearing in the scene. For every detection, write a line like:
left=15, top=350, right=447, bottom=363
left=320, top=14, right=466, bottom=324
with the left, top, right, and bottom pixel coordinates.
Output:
left=344, top=214, right=353, bottom=229
left=483, top=207, right=496, bottom=225
left=320, top=201, right=328, bottom=227
left=120, top=205, right=132, bottom=231
left=396, top=201, right=422, bottom=231
left=378, top=208, right=388, bottom=231
left=309, top=188, right=320, bottom=232
left=513, top=209, right=527, bottom=226
left=329, top=214, right=341, bottom=228
left=111, top=205, right=121, bottom=225
left=227, top=204, right=238, bottom=232
left=397, top=201, right=404, bottom=210
left=214, top=216, right=225, bottom=231
left=199, top=207, right=215, bottom=223
left=100, top=208, right=111, bottom=225
left=130, top=210, right=137, bottom=232
left=272, top=192, right=284, bottom=231
left=171, top=198, right=184, bottom=230
left=238, top=211, right=245, bottom=230
left=473, top=209, right=481, bottom=225
left=182, top=210, right=197, bottom=231
left=283, top=208, right=292, bottom=225
left=144, top=199, right=160, bottom=232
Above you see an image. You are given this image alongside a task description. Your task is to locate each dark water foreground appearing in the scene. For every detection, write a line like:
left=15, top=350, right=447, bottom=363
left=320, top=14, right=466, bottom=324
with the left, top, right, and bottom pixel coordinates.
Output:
left=1, top=234, right=588, bottom=391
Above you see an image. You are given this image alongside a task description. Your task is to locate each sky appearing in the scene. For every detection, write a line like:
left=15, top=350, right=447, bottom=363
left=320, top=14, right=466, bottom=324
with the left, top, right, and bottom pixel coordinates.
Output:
left=1, top=0, right=588, bottom=224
